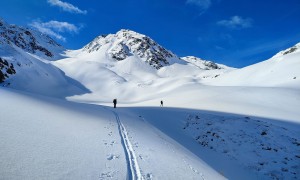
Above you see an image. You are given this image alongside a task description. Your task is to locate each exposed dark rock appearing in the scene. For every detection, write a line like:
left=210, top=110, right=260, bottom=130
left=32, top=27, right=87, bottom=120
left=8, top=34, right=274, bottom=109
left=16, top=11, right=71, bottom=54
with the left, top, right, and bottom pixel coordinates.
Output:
left=283, top=47, right=298, bottom=55
left=0, top=57, right=16, bottom=83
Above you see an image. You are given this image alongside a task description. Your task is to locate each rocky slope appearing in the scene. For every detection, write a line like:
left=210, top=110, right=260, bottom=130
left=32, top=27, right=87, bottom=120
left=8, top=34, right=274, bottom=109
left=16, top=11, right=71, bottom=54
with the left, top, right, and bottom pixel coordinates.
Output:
left=0, top=19, right=65, bottom=60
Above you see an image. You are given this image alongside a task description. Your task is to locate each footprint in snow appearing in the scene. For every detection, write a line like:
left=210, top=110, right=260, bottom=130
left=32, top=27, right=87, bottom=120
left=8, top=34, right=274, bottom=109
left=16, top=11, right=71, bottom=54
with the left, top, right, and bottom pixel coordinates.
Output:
left=145, top=173, right=153, bottom=180
left=99, top=171, right=118, bottom=179
left=107, top=154, right=120, bottom=160
left=139, top=154, right=143, bottom=160
left=110, top=141, right=116, bottom=146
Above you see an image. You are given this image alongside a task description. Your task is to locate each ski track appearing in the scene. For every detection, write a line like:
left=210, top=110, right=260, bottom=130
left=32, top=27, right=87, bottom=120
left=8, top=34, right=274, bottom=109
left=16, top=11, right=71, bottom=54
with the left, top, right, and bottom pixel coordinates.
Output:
left=111, top=110, right=144, bottom=180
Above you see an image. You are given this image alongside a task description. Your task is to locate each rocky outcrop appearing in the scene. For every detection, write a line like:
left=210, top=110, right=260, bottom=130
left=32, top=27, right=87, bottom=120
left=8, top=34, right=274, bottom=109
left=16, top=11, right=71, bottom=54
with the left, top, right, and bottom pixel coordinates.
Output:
left=0, top=57, right=16, bottom=83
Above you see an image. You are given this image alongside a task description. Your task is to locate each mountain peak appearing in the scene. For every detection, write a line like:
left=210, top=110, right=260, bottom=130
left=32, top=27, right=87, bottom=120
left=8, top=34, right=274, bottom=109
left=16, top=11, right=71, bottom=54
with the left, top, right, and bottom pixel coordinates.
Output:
left=116, top=29, right=142, bottom=36
left=82, top=29, right=176, bottom=69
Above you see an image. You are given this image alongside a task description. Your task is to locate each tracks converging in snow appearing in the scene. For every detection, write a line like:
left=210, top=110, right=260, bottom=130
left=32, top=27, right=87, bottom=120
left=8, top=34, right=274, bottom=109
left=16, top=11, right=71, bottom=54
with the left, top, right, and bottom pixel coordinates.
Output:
left=111, top=110, right=143, bottom=180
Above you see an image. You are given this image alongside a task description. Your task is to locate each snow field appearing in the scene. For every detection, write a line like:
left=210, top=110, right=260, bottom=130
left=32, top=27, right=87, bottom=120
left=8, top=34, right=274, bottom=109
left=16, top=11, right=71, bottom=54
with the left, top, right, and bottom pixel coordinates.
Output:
left=0, top=88, right=226, bottom=179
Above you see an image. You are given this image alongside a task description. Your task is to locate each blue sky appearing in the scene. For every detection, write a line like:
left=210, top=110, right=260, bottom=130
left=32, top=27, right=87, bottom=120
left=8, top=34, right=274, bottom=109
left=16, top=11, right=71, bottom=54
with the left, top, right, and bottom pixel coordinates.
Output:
left=0, top=0, right=299, bottom=67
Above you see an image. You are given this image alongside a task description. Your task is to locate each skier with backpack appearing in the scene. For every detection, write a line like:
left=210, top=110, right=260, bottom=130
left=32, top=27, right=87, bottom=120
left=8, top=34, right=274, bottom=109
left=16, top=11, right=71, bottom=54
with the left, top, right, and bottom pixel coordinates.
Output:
left=113, top=99, right=117, bottom=108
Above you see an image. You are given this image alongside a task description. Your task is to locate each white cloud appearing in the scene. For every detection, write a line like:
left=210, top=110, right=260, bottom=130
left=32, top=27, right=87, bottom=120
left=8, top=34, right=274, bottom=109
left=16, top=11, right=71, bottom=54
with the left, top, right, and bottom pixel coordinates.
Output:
left=42, top=21, right=80, bottom=33
left=217, top=16, right=253, bottom=29
left=29, top=20, right=81, bottom=42
left=186, top=0, right=212, bottom=10
left=47, top=0, right=87, bottom=14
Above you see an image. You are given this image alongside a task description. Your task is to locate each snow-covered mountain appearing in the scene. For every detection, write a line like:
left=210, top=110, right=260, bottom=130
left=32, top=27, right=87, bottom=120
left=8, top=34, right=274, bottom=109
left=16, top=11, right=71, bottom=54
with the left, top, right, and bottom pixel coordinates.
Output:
left=82, top=29, right=179, bottom=69
left=53, top=29, right=232, bottom=102
left=0, top=21, right=231, bottom=98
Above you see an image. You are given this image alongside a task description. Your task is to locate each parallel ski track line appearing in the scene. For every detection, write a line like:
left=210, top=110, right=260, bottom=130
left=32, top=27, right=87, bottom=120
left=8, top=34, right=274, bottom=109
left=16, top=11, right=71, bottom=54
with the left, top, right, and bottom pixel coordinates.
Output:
left=111, top=110, right=143, bottom=180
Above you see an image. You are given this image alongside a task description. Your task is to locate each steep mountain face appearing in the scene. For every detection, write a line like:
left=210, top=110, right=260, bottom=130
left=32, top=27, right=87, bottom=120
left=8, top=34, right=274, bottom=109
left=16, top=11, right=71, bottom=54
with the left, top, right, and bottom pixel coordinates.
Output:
left=82, top=29, right=178, bottom=69
left=0, top=19, right=65, bottom=60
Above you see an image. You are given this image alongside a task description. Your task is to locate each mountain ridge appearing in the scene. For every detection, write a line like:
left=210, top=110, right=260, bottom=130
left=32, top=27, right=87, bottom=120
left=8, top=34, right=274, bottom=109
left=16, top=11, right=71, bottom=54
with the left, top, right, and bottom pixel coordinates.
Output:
left=1, top=18, right=299, bottom=100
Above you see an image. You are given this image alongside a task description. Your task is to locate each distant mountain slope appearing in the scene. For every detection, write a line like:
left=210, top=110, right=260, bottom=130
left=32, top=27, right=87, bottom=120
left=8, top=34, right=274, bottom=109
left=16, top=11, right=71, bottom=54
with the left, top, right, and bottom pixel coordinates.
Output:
left=208, top=43, right=300, bottom=88
left=54, top=29, right=231, bottom=102
left=181, top=56, right=232, bottom=70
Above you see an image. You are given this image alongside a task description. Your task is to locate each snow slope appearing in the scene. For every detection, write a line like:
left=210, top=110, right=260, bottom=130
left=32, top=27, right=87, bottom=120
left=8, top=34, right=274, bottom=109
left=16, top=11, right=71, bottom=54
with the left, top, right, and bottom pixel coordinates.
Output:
left=127, top=107, right=300, bottom=180
left=1, top=83, right=299, bottom=179
left=0, top=87, right=226, bottom=180
left=0, top=44, right=89, bottom=97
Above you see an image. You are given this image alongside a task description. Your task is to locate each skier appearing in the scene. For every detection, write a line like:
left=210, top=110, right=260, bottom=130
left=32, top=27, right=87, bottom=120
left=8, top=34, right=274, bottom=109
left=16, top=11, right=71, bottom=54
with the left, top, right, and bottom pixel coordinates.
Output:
left=113, top=99, right=117, bottom=108
left=160, top=100, right=163, bottom=107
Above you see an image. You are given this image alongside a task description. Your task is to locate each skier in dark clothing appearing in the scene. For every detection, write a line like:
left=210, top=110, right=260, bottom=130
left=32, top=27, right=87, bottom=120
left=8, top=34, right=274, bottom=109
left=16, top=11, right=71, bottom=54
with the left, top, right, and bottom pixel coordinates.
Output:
left=160, top=100, right=163, bottom=107
left=113, top=99, right=117, bottom=108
